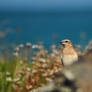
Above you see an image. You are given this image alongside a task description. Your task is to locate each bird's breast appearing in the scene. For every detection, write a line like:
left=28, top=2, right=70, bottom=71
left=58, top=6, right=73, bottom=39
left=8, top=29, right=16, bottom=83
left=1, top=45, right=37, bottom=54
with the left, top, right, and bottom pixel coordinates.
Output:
left=62, top=54, right=78, bottom=66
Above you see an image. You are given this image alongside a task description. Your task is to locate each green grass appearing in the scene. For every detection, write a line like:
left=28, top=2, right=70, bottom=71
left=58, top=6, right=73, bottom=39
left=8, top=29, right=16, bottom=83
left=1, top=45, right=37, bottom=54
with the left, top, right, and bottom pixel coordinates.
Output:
left=0, top=57, right=25, bottom=92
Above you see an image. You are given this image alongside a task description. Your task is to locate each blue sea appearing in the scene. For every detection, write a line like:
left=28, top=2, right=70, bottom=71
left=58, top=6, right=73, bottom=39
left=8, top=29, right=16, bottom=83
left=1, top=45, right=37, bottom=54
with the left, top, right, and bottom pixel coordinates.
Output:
left=0, top=11, right=92, bottom=48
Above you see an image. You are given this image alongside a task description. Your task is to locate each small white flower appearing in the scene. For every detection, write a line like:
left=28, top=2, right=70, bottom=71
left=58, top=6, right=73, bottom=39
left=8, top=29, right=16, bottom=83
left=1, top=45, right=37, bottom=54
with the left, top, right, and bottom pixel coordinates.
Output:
left=13, top=52, right=19, bottom=57
left=39, top=58, right=46, bottom=63
left=6, top=72, right=11, bottom=75
left=32, top=70, right=37, bottom=73
left=13, top=78, right=20, bottom=82
left=49, top=70, right=54, bottom=75
left=17, top=70, right=23, bottom=74
left=6, top=77, right=12, bottom=82
left=27, top=67, right=31, bottom=71
left=42, top=64, right=47, bottom=68
left=45, top=78, right=52, bottom=82
left=26, top=85, right=33, bottom=89
left=50, top=53, right=55, bottom=57
left=32, top=45, right=39, bottom=49
left=26, top=42, right=31, bottom=47
left=19, top=44, right=24, bottom=48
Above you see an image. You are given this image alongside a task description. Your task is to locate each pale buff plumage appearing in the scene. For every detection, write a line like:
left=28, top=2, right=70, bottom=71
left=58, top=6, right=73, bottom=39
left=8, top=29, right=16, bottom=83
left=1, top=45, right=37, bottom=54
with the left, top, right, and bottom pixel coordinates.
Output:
left=60, top=39, right=78, bottom=66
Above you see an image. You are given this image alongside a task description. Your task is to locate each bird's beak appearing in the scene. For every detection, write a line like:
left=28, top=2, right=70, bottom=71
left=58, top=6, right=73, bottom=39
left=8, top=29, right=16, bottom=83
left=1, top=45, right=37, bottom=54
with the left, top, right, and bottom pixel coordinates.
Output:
left=60, top=41, right=65, bottom=47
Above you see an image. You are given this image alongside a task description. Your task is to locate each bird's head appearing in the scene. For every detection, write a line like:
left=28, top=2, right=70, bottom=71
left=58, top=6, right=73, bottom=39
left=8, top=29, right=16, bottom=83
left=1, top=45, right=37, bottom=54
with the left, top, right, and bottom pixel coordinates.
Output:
left=60, top=39, right=73, bottom=48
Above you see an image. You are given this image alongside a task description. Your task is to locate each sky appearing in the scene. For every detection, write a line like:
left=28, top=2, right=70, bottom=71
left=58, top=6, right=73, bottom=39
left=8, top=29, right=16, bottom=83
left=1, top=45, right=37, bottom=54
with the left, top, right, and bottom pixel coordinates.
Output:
left=0, top=0, right=92, bottom=11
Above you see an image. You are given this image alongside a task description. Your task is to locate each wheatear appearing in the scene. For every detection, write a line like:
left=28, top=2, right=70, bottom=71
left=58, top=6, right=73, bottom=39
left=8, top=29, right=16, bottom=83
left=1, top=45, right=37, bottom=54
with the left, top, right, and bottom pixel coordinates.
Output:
left=60, top=39, right=78, bottom=66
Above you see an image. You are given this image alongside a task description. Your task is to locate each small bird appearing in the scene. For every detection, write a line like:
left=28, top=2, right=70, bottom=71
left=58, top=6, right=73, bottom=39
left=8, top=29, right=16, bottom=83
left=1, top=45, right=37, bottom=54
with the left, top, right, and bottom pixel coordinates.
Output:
left=60, top=39, right=78, bottom=66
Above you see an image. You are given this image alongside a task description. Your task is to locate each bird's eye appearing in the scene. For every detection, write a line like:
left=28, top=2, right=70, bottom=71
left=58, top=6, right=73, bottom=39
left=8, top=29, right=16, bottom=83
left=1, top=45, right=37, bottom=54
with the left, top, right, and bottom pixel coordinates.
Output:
left=65, top=40, right=68, bottom=43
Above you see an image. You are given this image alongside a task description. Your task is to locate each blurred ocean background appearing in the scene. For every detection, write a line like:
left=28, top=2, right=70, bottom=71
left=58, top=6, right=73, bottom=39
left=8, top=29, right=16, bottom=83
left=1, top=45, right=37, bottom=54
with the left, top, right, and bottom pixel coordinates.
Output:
left=0, top=0, right=92, bottom=49
left=0, top=11, right=92, bottom=48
